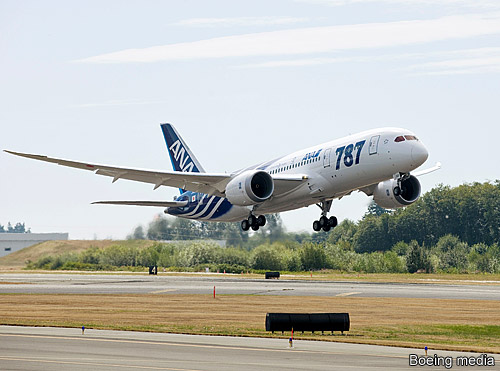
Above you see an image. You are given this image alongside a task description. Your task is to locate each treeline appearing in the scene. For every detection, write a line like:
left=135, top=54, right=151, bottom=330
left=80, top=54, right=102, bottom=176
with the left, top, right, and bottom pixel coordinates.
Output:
left=348, top=181, right=500, bottom=252
left=27, top=235, right=499, bottom=274
left=0, top=222, right=30, bottom=233
left=128, top=181, right=500, bottom=253
left=128, top=214, right=289, bottom=248
left=26, top=181, right=500, bottom=273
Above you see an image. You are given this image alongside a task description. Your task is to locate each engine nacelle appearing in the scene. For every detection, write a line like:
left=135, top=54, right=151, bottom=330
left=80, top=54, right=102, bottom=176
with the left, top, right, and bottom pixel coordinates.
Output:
left=225, top=170, right=274, bottom=206
left=373, top=175, right=421, bottom=209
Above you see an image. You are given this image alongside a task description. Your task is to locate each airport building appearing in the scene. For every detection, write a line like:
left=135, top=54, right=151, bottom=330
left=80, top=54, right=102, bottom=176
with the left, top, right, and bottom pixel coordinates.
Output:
left=0, top=233, right=69, bottom=257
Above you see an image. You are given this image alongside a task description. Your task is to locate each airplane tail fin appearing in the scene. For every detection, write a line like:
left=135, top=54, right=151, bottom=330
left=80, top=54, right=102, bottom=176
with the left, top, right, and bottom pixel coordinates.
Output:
left=161, top=123, right=205, bottom=193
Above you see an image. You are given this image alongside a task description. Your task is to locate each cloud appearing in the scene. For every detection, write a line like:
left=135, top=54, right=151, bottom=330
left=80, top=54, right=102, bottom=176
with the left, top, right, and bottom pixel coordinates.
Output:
left=236, top=53, right=421, bottom=68
left=78, top=13, right=500, bottom=64
left=172, top=16, right=311, bottom=27
left=295, top=0, right=500, bottom=9
left=237, top=47, right=500, bottom=75
left=407, top=52, right=500, bottom=75
left=71, top=98, right=167, bottom=108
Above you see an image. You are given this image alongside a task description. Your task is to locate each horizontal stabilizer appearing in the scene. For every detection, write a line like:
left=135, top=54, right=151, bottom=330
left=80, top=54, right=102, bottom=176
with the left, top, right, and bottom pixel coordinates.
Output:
left=92, top=200, right=188, bottom=207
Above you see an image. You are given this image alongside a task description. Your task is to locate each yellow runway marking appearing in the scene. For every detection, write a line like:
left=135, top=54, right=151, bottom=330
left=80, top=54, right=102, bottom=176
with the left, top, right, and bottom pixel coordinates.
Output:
left=149, top=289, right=177, bottom=294
left=0, top=356, right=200, bottom=370
left=335, top=292, right=361, bottom=297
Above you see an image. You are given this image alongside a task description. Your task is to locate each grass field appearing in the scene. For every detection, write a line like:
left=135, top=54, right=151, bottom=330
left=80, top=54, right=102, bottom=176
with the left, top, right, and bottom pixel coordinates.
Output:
left=0, top=240, right=155, bottom=269
left=1, top=293, right=499, bottom=354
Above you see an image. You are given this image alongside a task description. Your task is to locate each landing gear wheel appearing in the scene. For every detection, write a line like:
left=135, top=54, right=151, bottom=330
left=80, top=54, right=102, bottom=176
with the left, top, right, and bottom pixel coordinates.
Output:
left=393, top=186, right=401, bottom=196
left=251, top=224, right=260, bottom=231
left=328, top=216, right=338, bottom=228
left=313, top=200, right=336, bottom=232
left=248, top=215, right=257, bottom=227
left=241, top=220, right=250, bottom=231
left=257, top=215, right=266, bottom=227
left=319, top=215, right=328, bottom=227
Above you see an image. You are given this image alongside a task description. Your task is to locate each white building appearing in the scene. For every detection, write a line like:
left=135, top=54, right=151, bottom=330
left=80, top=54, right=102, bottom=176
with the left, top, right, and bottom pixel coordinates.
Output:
left=0, top=233, right=69, bottom=257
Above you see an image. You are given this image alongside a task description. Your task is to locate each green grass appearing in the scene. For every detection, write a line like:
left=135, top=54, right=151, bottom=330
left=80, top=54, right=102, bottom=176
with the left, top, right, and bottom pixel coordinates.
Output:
left=359, top=325, right=500, bottom=351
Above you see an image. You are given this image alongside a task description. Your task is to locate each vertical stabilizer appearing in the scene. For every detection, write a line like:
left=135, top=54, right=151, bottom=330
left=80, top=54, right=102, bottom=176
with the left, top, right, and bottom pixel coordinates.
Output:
left=161, top=123, right=205, bottom=174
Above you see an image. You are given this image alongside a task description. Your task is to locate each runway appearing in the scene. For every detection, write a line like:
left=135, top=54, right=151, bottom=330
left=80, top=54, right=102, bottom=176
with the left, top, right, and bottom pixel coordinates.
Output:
left=0, top=273, right=499, bottom=300
left=1, top=326, right=498, bottom=371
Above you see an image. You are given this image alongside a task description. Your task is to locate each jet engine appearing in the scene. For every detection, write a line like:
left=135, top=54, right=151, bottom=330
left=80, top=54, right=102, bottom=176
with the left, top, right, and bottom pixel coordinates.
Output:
left=373, top=175, right=421, bottom=209
left=225, top=170, right=274, bottom=206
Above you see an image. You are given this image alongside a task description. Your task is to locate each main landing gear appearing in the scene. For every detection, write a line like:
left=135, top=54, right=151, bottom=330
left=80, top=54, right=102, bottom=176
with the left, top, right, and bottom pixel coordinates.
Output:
left=241, top=214, right=266, bottom=231
left=312, top=200, right=338, bottom=232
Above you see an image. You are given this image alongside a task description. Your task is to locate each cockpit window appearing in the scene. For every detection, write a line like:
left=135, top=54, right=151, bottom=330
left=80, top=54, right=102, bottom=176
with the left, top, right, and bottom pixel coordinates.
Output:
left=404, top=135, right=418, bottom=141
left=395, top=136, right=405, bottom=142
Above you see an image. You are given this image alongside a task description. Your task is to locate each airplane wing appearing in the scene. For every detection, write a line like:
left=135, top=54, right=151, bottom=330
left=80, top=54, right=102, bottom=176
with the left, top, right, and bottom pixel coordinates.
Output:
left=4, top=150, right=231, bottom=197
left=4, top=150, right=308, bottom=199
left=92, top=200, right=188, bottom=207
left=271, top=174, right=309, bottom=195
left=412, top=162, right=441, bottom=177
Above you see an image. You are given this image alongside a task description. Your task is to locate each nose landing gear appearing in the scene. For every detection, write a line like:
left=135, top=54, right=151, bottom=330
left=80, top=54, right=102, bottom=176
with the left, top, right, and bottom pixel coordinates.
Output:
left=241, top=214, right=266, bottom=231
left=312, top=200, right=338, bottom=232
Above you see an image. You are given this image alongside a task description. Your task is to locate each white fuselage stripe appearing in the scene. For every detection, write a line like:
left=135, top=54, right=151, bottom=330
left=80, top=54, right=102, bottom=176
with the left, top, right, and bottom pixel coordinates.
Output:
left=183, top=194, right=207, bottom=216
left=188, top=196, right=216, bottom=219
left=200, top=197, right=226, bottom=220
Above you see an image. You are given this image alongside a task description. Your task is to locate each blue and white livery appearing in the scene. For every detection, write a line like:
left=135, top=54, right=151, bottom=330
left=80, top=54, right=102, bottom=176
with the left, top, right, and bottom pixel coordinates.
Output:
left=5, top=123, right=439, bottom=232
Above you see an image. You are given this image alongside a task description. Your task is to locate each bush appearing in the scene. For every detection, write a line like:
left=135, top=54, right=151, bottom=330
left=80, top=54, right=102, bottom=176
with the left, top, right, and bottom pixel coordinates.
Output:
left=251, top=244, right=284, bottom=270
left=300, top=243, right=327, bottom=270
left=434, top=235, right=469, bottom=272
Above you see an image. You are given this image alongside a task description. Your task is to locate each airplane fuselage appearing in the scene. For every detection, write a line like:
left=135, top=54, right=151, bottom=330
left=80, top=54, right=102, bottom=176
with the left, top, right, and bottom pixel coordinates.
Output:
left=166, top=127, right=428, bottom=222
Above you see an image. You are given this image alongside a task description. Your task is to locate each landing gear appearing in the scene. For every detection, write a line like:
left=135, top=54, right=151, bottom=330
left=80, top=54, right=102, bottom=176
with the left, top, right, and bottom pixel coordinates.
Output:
left=241, top=214, right=266, bottom=231
left=257, top=215, right=266, bottom=227
left=241, top=219, right=250, bottom=231
left=312, top=200, right=338, bottom=232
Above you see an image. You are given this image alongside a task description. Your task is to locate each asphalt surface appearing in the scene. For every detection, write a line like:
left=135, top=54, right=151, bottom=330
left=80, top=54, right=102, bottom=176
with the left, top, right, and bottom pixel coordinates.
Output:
left=1, top=326, right=498, bottom=371
left=0, top=273, right=499, bottom=300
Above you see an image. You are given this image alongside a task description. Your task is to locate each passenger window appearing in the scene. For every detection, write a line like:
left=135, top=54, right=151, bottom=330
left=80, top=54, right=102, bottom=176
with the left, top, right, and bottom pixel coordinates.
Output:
left=395, top=136, right=405, bottom=142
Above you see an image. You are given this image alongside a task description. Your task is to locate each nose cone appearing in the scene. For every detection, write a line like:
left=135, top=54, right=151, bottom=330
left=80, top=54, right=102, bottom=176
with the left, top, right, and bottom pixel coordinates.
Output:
left=411, top=142, right=429, bottom=166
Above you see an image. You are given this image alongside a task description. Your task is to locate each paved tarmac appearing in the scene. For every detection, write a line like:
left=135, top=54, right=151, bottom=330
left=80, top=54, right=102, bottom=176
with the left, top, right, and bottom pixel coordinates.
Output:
left=0, top=273, right=499, bottom=300
left=1, top=326, right=498, bottom=371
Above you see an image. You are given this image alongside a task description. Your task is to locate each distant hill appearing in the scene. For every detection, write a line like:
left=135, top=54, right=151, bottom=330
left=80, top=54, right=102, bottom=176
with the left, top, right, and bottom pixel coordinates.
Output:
left=0, top=240, right=155, bottom=269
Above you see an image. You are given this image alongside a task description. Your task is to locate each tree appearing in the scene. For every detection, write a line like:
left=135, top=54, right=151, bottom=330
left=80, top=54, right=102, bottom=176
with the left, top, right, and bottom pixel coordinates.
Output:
left=328, top=219, right=357, bottom=245
left=2, top=222, right=29, bottom=233
left=365, top=200, right=392, bottom=217
left=353, top=214, right=393, bottom=253
left=251, top=244, right=284, bottom=270
left=132, top=225, right=145, bottom=240
left=300, top=243, right=327, bottom=270
left=406, top=240, right=429, bottom=273
left=264, top=214, right=285, bottom=243
left=434, top=234, right=469, bottom=272
left=147, top=216, right=172, bottom=240
left=13, top=223, right=26, bottom=233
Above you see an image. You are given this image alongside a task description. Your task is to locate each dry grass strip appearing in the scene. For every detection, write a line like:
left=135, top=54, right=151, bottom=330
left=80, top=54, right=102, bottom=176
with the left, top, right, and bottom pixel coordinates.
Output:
left=0, top=294, right=499, bottom=353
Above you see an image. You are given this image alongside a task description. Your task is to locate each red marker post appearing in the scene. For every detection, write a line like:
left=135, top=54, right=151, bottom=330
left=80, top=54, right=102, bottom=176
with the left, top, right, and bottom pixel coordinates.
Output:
left=213, top=286, right=216, bottom=299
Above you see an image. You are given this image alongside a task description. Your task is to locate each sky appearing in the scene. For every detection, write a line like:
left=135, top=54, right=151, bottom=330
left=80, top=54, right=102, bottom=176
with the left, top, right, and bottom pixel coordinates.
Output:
left=1, top=0, right=499, bottom=239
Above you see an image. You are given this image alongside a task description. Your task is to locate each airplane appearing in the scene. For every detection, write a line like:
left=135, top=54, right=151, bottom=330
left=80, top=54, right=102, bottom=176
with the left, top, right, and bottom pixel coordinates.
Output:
left=5, top=124, right=440, bottom=232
